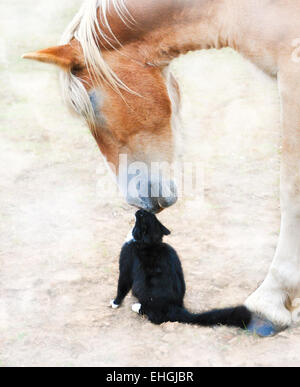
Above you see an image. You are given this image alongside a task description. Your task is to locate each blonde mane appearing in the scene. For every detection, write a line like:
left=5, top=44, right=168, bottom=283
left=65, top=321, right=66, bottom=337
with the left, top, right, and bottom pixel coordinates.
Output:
left=60, top=0, right=134, bottom=132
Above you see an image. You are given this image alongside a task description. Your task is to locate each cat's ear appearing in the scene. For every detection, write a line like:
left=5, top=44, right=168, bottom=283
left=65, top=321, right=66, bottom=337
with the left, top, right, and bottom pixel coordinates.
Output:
left=133, top=212, right=147, bottom=242
left=155, top=216, right=171, bottom=237
left=132, top=225, right=142, bottom=241
left=161, top=224, right=171, bottom=236
left=158, top=221, right=171, bottom=236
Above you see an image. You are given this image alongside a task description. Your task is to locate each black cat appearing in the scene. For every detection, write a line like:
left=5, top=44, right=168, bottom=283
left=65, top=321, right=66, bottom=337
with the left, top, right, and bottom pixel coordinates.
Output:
left=111, top=210, right=252, bottom=329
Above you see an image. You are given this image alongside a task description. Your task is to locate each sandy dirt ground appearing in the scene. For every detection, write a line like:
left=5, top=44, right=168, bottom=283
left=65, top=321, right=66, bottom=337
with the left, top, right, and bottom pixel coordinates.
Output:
left=1, top=0, right=300, bottom=367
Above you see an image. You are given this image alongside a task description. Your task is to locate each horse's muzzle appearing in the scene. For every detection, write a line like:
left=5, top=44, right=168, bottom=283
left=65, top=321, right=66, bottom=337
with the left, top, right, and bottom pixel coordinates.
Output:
left=125, top=179, right=178, bottom=213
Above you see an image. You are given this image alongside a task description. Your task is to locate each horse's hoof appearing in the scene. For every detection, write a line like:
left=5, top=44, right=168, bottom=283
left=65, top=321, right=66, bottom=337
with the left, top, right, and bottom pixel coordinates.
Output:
left=247, top=314, right=286, bottom=337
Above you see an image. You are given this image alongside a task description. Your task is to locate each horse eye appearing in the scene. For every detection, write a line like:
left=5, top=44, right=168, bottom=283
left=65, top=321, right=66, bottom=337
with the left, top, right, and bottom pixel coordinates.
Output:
left=71, top=64, right=83, bottom=75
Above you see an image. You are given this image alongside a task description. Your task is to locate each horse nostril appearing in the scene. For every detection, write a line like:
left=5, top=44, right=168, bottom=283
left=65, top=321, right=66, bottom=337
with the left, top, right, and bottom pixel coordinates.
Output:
left=157, top=180, right=178, bottom=208
left=158, top=195, right=178, bottom=209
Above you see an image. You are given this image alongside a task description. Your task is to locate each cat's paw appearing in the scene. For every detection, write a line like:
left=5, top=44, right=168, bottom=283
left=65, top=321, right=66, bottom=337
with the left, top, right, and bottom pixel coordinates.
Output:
left=110, top=300, right=120, bottom=309
left=132, top=303, right=142, bottom=314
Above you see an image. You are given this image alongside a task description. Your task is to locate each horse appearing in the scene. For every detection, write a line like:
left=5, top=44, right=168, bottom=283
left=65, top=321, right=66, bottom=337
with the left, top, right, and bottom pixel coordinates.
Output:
left=23, top=0, right=300, bottom=335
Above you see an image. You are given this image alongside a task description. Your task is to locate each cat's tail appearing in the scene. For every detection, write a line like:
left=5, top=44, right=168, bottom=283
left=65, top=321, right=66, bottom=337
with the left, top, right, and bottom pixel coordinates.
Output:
left=167, top=305, right=251, bottom=329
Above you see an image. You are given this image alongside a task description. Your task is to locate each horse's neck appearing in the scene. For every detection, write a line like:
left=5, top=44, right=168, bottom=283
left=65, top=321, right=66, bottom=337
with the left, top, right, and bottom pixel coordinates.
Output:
left=123, top=0, right=238, bottom=65
left=100, top=0, right=280, bottom=73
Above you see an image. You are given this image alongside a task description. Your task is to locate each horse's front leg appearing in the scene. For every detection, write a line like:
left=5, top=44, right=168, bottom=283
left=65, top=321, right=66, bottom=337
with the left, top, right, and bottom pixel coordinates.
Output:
left=246, top=60, right=300, bottom=331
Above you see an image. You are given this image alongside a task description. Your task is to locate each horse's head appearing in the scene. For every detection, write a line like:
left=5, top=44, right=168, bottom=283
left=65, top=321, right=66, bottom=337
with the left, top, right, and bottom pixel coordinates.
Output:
left=23, top=40, right=178, bottom=213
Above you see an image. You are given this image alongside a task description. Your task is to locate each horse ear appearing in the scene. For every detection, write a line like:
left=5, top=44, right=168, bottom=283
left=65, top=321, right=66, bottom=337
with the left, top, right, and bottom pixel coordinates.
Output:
left=22, top=44, right=76, bottom=71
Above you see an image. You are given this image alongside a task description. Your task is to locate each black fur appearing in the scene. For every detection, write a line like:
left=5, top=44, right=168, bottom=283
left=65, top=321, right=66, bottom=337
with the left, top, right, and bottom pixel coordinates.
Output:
left=113, top=210, right=252, bottom=329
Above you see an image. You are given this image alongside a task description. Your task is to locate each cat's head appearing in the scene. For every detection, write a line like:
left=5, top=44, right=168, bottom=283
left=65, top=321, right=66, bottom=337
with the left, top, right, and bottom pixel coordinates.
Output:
left=133, top=210, right=171, bottom=245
